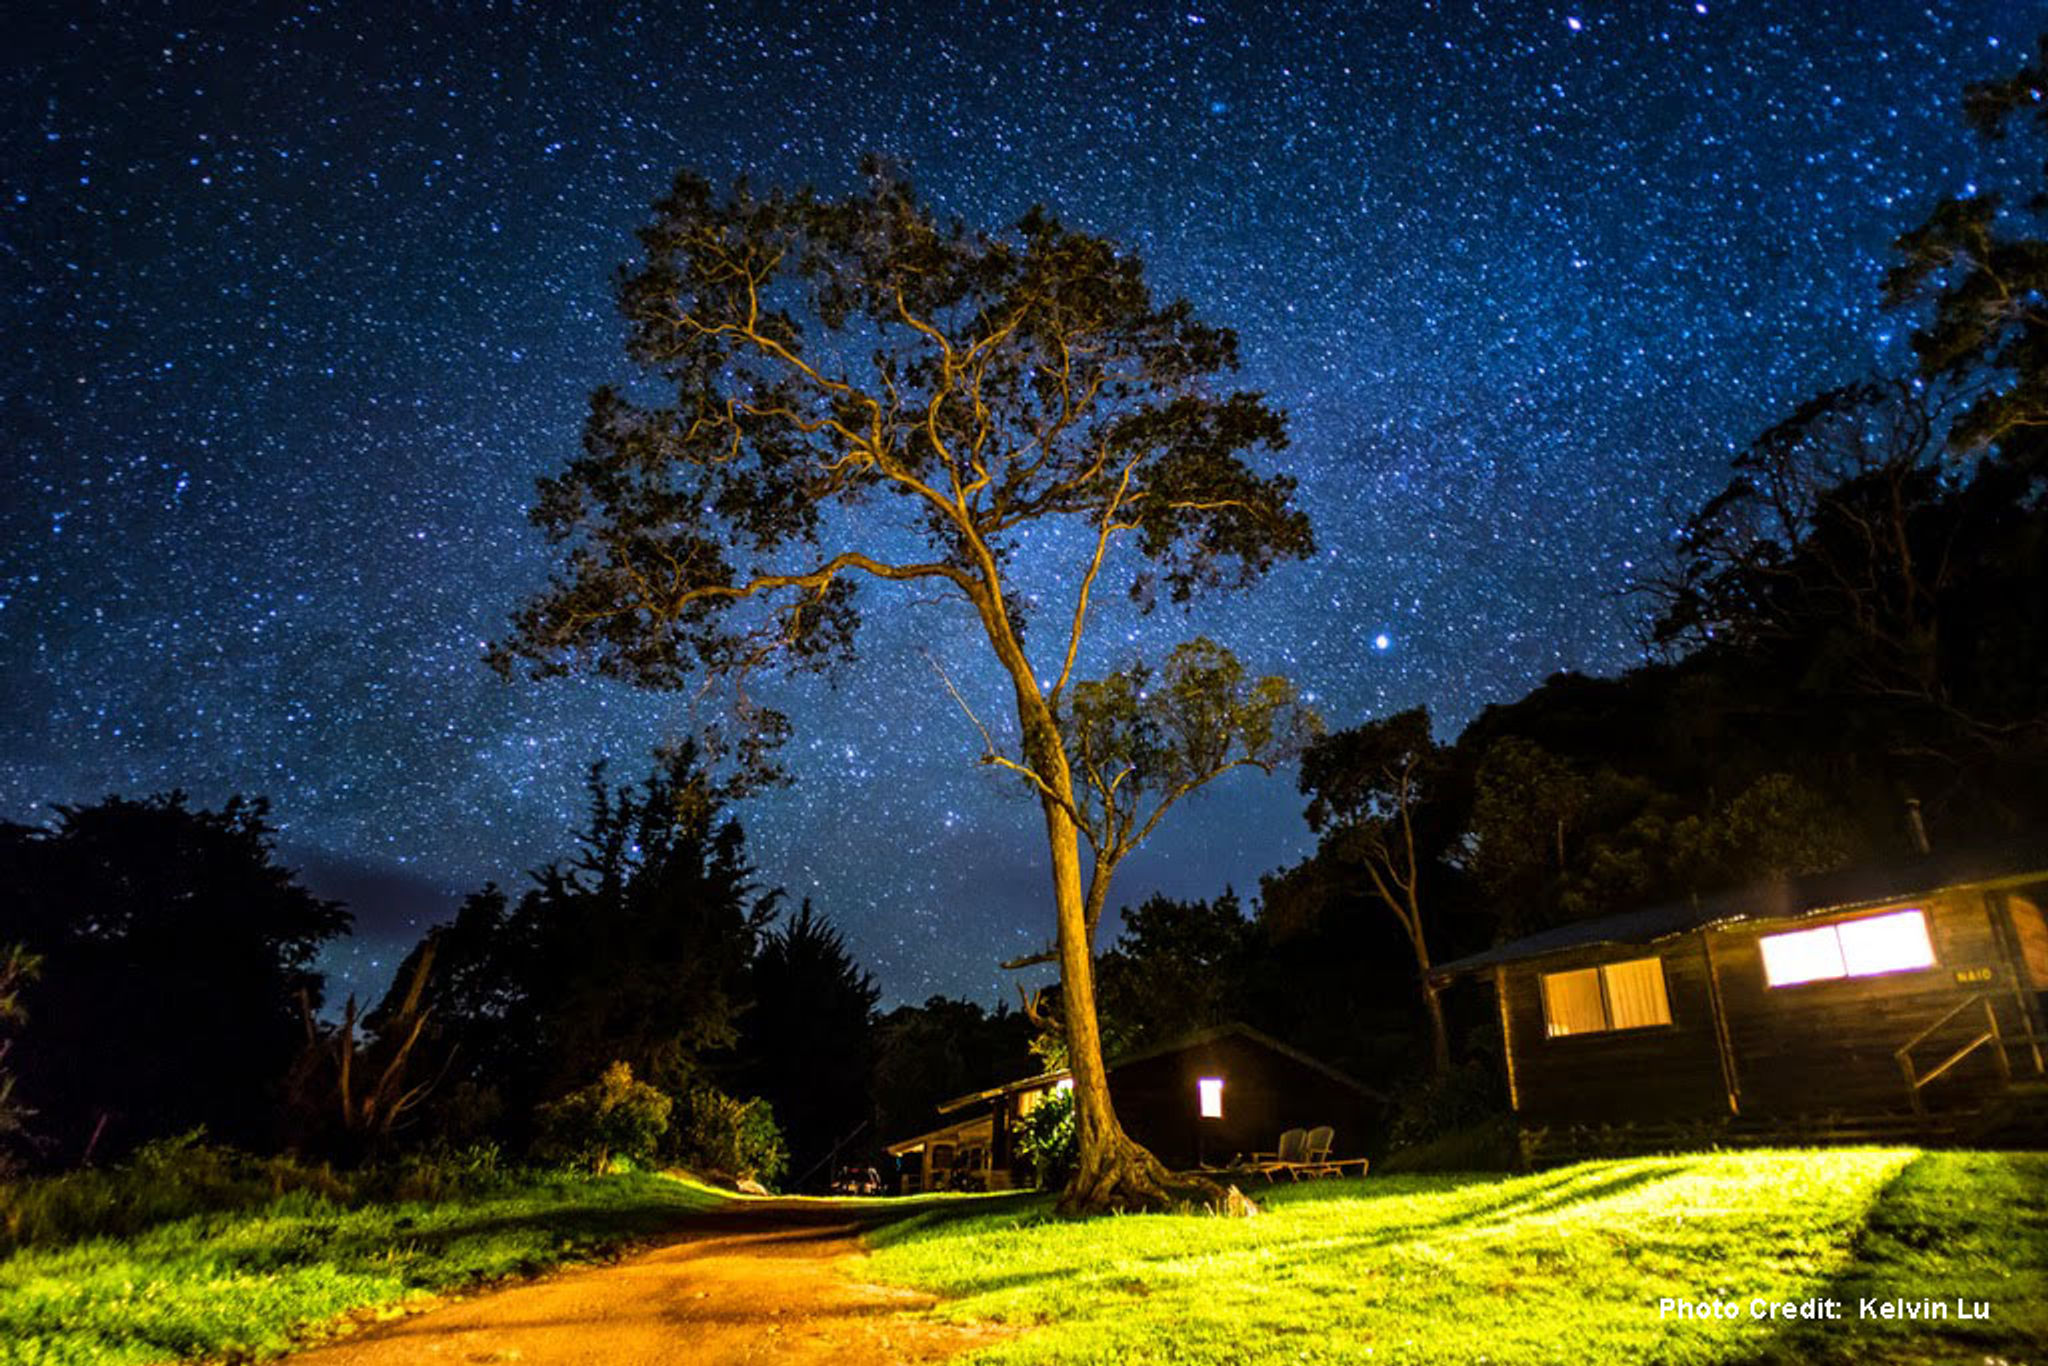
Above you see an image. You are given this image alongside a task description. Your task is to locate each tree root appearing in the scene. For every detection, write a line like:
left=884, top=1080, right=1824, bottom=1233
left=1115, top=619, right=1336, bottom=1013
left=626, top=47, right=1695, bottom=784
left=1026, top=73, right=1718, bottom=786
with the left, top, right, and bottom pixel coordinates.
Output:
left=1056, top=1135, right=1259, bottom=1217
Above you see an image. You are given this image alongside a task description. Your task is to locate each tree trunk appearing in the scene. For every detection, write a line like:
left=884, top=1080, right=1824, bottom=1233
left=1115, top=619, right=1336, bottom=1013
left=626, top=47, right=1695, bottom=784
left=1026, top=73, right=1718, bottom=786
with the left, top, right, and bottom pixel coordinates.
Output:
left=1024, top=723, right=1236, bottom=1215
left=1043, top=796, right=1233, bottom=1214
left=1420, top=976, right=1451, bottom=1077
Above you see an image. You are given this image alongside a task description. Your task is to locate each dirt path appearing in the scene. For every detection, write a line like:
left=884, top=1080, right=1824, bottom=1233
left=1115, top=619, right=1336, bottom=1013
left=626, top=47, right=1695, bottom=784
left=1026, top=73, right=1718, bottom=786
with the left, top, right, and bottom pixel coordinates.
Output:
left=288, top=1202, right=1009, bottom=1366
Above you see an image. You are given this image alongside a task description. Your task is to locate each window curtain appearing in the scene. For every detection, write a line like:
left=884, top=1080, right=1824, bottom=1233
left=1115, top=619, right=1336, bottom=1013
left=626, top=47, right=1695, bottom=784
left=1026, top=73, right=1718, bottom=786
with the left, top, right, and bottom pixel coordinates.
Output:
left=1601, top=957, right=1671, bottom=1029
left=1542, top=967, right=1607, bottom=1036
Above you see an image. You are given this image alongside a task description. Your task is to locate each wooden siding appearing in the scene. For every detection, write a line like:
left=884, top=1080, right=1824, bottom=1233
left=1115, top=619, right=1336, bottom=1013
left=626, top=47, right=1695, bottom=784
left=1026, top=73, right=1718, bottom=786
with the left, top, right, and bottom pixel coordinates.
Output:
left=2008, top=892, right=2048, bottom=990
left=1503, top=935, right=1730, bottom=1127
left=1706, top=892, right=2025, bottom=1117
left=1500, top=884, right=2048, bottom=1129
left=1106, top=1034, right=1378, bottom=1172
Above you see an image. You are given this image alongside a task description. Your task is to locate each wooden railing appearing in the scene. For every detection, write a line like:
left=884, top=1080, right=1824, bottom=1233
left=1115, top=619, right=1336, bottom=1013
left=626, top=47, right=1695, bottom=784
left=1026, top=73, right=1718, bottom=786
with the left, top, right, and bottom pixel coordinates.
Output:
left=1896, top=992, right=2011, bottom=1115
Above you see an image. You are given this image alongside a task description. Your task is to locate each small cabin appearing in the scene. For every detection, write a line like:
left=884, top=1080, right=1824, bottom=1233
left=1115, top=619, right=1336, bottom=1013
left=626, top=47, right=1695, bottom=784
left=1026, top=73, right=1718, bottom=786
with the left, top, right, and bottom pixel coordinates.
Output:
left=1435, top=845, right=2048, bottom=1160
left=885, top=1023, right=1383, bottom=1192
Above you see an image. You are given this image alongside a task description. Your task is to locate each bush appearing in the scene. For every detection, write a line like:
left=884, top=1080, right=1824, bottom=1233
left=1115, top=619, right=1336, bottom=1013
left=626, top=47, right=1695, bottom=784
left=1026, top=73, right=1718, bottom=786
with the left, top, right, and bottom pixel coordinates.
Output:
left=1387, top=1063, right=1507, bottom=1150
left=1014, top=1088, right=1077, bottom=1189
left=1376, top=1116, right=1520, bottom=1173
left=0, top=1134, right=547, bottom=1254
left=368, top=1142, right=512, bottom=1203
left=674, top=1085, right=786, bottom=1187
left=0, top=1131, right=350, bottom=1252
left=534, top=1062, right=673, bottom=1174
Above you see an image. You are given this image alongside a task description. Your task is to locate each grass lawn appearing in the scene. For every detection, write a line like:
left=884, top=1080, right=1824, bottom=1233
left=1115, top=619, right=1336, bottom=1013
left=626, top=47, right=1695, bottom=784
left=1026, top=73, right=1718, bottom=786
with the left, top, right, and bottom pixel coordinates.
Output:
left=866, top=1149, right=2048, bottom=1365
left=0, top=1169, right=729, bottom=1366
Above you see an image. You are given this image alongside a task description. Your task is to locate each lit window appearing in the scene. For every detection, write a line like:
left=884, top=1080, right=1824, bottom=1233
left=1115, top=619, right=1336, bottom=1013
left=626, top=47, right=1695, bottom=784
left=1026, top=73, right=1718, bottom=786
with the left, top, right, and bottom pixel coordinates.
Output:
left=1541, top=967, right=1607, bottom=1037
left=1540, top=957, right=1672, bottom=1036
left=1602, top=957, right=1671, bottom=1029
left=1054, top=1078, right=1073, bottom=1093
left=1761, top=910, right=1934, bottom=987
left=1197, top=1076, right=1224, bottom=1119
left=1758, top=924, right=1844, bottom=986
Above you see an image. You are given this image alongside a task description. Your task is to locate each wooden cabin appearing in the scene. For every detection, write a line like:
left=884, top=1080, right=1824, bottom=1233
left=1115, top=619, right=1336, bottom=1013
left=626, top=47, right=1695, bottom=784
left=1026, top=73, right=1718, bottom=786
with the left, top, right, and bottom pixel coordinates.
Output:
left=885, top=1023, right=1383, bottom=1192
left=1435, top=845, right=2048, bottom=1162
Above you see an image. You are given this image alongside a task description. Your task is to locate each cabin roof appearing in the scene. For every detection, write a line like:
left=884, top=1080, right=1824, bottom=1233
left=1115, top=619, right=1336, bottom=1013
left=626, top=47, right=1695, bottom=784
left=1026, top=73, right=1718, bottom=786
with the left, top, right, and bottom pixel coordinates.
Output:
left=883, top=1112, right=993, bottom=1158
left=1110, top=1022, right=1388, bottom=1101
left=931, top=1021, right=1385, bottom=1117
left=935, top=1068, right=1068, bottom=1115
left=1433, top=838, right=2048, bottom=979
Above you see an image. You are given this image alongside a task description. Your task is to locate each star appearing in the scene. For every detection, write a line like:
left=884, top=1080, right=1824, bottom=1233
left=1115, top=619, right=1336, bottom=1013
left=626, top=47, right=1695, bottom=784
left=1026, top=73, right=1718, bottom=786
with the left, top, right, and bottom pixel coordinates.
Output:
left=0, top=0, right=2029, bottom=1009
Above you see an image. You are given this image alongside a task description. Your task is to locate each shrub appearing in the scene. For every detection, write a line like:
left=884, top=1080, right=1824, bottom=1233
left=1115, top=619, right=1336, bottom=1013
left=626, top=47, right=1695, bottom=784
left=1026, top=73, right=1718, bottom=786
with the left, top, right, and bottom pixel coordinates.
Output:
left=1376, top=1115, right=1519, bottom=1173
left=1387, top=1062, right=1507, bottom=1150
left=534, top=1062, right=673, bottom=1174
left=1014, top=1088, right=1077, bottom=1189
left=674, top=1085, right=786, bottom=1187
left=370, top=1142, right=511, bottom=1203
left=0, top=1131, right=350, bottom=1252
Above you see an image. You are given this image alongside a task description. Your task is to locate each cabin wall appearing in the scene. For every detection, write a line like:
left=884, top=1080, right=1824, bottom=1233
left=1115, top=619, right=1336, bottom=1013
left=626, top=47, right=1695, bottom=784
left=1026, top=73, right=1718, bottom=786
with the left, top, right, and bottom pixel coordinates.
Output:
left=1501, top=889, right=2036, bottom=1131
left=1503, top=935, right=1731, bottom=1127
left=1107, top=1035, right=1378, bottom=1170
left=1707, top=891, right=2025, bottom=1117
left=2006, top=890, right=2048, bottom=990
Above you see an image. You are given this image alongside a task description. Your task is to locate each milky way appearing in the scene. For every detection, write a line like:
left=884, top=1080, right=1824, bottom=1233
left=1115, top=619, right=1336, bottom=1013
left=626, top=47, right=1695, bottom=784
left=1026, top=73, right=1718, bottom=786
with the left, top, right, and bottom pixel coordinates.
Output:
left=3, top=1, right=2037, bottom=1008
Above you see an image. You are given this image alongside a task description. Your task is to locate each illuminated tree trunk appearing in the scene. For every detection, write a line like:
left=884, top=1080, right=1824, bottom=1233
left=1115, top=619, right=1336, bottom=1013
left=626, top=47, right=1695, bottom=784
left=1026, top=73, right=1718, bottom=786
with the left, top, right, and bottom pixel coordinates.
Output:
left=1019, top=706, right=1227, bottom=1214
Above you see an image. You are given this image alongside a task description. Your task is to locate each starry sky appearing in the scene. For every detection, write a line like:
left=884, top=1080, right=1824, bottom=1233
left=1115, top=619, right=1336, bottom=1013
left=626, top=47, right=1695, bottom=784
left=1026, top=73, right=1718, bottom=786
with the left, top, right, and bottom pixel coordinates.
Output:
left=3, top=1, right=2039, bottom=1010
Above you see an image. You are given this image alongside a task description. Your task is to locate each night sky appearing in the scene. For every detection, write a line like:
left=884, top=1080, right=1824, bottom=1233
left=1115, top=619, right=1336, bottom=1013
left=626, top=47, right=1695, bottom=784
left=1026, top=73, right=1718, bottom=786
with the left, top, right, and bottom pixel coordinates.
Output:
left=4, top=1, right=2038, bottom=1011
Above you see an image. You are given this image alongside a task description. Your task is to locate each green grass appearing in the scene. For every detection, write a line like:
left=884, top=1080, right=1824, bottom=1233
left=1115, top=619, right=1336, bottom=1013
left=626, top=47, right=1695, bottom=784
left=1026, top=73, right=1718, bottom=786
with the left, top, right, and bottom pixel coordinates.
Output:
left=0, top=1169, right=728, bottom=1366
left=865, top=1149, right=2048, bottom=1365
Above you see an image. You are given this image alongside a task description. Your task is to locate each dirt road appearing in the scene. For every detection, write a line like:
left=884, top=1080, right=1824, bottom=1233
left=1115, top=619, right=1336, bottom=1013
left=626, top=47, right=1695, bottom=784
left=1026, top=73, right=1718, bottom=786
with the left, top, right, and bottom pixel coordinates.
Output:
left=288, top=1201, right=1009, bottom=1366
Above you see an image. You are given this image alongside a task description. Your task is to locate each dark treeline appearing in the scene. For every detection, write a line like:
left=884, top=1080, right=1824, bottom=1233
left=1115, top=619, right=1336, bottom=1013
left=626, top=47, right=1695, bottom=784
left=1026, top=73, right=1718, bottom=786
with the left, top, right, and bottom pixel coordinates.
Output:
left=1098, top=37, right=2048, bottom=1125
left=0, top=749, right=1035, bottom=1187
left=3, top=36, right=2045, bottom=1186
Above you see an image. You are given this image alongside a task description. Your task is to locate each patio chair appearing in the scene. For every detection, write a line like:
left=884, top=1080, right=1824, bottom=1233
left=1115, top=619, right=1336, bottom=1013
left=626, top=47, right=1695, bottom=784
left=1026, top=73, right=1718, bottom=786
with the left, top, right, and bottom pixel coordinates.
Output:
left=1301, top=1126, right=1334, bottom=1171
left=1226, top=1127, right=1311, bottom=1182
left=1301, top=1125, right=1370, bottom=1180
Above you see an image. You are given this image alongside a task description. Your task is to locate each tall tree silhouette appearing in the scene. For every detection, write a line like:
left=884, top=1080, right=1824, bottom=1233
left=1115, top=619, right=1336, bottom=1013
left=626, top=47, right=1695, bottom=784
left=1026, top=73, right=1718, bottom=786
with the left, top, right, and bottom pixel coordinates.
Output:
left=491, top=163, right=1312, bottom=1211
left=380, top=748, right=774, bottom=1132
left=742, top=901, right=879, bottom=1187
left=0, top=794, right=347, bottom=1161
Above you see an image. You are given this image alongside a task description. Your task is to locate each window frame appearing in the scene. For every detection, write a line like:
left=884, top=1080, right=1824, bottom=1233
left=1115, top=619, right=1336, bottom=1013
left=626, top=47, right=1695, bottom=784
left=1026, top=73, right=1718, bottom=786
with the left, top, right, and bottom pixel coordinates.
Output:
left=1539, top=955, right=1674, bottom=1039
left=1758, top=907, right=1938, bottom=990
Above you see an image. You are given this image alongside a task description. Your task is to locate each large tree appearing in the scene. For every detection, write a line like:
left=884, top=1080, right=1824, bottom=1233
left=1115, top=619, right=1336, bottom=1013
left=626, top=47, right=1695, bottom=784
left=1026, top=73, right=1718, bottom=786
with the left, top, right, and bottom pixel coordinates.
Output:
left=1297, top=708, right=1462, bottom=1076
left=741, top=900, right=880, bottom=1188
left=492, top=165, right=1312, bottom=1211
left=377, top=749, right=774, bottom=1139
left=1885, top=33, right=2048, bottom=476
left=1647, top=33, right=2048, bottom=830
left=0, top=793, right=349, bottom=1162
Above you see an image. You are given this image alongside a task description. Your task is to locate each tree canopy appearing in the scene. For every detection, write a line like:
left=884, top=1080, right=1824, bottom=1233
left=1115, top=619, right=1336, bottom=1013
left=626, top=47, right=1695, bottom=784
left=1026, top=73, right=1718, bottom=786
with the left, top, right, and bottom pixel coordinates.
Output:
left=488, top=163, right=1309, bottom=723
left=492, top=162, right=1314, bottom=1213
left=0, top=794, right=348, bottom=1162
left=377, top=749, right=774, bottom=1140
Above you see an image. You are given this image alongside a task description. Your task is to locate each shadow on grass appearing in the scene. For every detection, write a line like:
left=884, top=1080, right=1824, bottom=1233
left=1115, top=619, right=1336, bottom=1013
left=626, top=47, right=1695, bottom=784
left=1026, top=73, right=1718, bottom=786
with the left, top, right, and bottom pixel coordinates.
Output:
left=1219, top=1161, right=1699, bottom=1278
left=1248, top=1162, right=1690, bottom=1247
left=860, top=1192, right=1049, bottom=1249
left=869, top=1163, right=1702, bottom=1307
left=1727, top=1150, right=2048, bottom=1366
